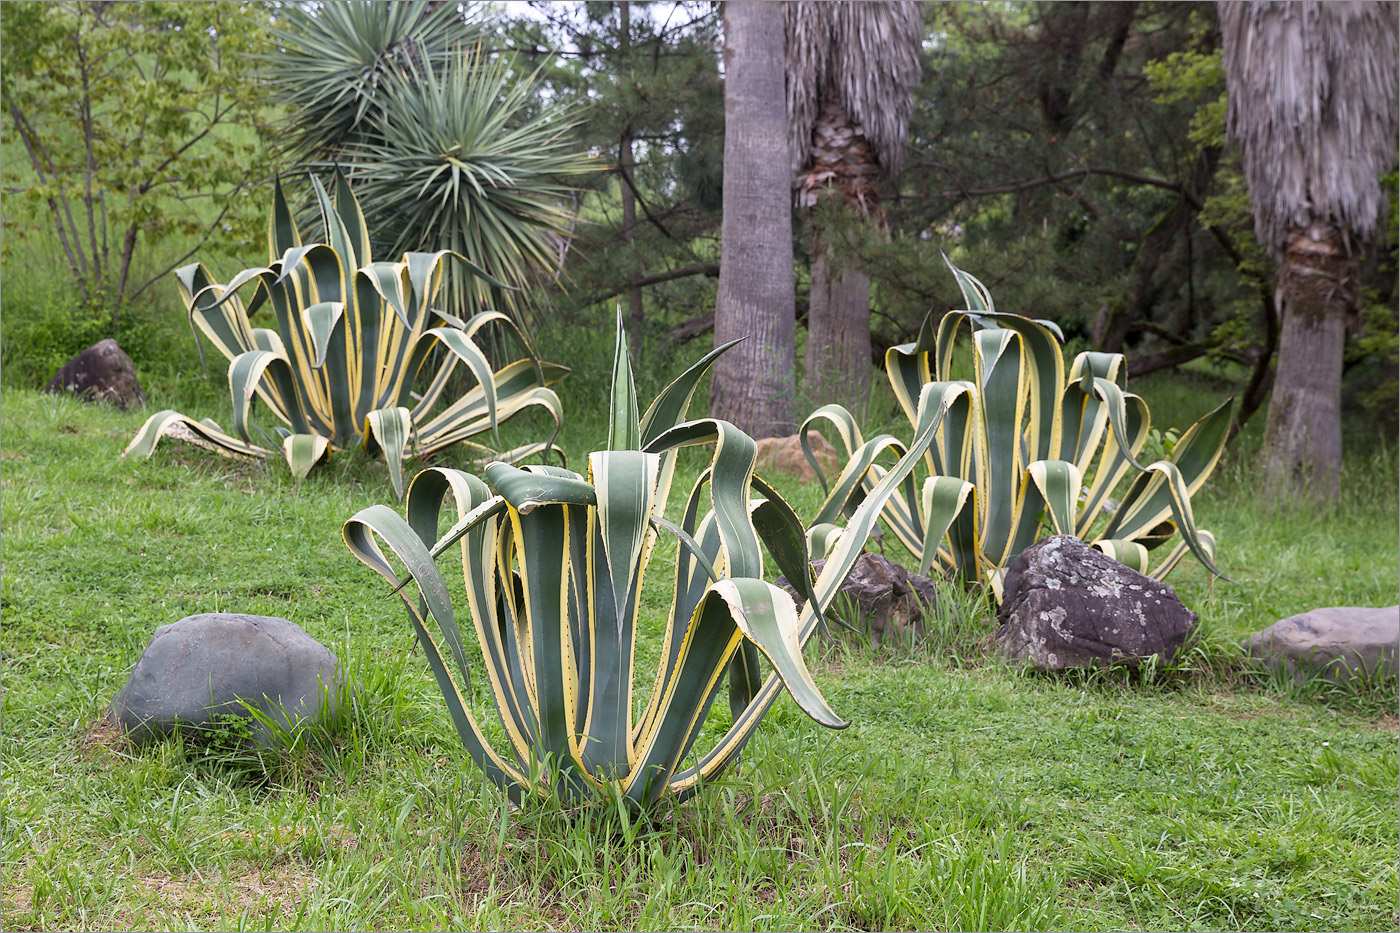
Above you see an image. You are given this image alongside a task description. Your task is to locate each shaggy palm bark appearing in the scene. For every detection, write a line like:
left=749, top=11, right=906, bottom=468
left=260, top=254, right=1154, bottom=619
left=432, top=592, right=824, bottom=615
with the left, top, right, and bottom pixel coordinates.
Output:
left=786, top=2, right=921, bottom=418
left=619, top=1, right=645, bottom=365
left=712, top=1, right=797, bottom=437
left=801, top=104, right=878, bottom=417
left=1262, top=223, right=1354, bottom=495
left=1219, top=1, right=1398, bottom=501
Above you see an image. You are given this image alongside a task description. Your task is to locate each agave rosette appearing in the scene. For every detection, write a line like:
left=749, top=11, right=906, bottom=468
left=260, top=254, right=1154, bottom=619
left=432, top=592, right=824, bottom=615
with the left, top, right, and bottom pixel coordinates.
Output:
left=803, top=258, right=1231, bottom=599
left=344, top=316, right=954, bottom=810
left=126, top=173, right=566, bottom=496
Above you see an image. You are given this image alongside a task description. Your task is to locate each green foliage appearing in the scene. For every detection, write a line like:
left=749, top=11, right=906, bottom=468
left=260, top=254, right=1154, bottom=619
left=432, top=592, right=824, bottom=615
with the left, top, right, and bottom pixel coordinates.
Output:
left=806, top=260, right=1231, bottom=600
left=492, top=3, right=726, bottom=340
left=126, top=173, right=567, bottom=498
left=343, top=315, right=947, bottom=812
left=264, top=1, right=599, bottom=327
left=0, top=0, right=276, bottom=313
left=263, top=0, right=485, bottom=164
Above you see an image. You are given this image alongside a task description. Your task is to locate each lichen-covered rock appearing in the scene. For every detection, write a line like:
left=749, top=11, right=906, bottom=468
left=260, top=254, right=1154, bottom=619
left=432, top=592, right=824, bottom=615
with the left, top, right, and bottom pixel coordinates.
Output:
left=44, top=338, right=147, bottom=410
left=753, top=431, right=839, bottom=483
left=1246, top=606, right=1399, bottom=683
left=994, top=535, right=1195, bottom=669
left=776, top=553, right=938, bottom=645
left=112, top=613, right=347, bottom=747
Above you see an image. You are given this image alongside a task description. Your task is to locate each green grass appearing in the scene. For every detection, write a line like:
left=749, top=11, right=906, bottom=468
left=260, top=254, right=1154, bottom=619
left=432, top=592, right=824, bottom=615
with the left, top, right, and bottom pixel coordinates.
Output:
left=2, top=342, right=1397, bottom=931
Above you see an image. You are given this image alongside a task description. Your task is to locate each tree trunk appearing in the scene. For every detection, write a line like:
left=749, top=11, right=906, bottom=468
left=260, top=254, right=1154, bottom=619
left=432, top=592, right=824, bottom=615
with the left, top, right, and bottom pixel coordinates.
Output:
left=804, top=229, right=871, bottom=418
left=619, top=1, right=645, bottom=364
left=712, top=1, right=796, bottom=437
left=1261, top=223, right=1355, bottom=501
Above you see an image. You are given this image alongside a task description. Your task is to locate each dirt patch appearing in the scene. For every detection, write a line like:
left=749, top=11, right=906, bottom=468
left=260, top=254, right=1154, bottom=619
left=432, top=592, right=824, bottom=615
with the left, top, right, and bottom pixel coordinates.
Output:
left=1372, top=714, right=1398, bottom=733
left=138, top=864, right=319, bottom=918
left=457, top=843, right=496, bottom=895
left=76, top=717, right=128, bottom=761
left=1, top=881, right=35, bottom=930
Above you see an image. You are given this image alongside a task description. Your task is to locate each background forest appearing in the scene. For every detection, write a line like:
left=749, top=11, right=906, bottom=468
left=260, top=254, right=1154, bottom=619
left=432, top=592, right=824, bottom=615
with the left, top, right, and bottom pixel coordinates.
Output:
left=4, top=1, right=1396, bottom=448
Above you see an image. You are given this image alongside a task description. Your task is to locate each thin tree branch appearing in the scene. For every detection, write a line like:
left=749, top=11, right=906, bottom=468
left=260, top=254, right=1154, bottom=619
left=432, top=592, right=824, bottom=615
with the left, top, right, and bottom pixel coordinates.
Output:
left=585, top=260, right=719, bottom=307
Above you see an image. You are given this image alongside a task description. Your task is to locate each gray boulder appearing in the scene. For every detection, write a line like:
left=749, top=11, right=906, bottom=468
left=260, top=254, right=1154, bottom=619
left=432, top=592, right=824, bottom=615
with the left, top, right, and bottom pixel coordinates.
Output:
left=994, top=535, right=1196, bottom=669
left=44, top=338, right=147, bottom=410
left=776, top=553, right=938, bottom=645
left=112, top=613, right=347, bottom=747
left=1246, top=606, right=1399, bottom=683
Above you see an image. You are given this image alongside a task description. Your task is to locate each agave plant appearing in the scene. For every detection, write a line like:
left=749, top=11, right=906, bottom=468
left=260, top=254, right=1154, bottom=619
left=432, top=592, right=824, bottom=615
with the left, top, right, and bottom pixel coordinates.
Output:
left=343, top=316, right=955, bottom=811
left=803, top=258, right=1231, bottom=600
left=126, top=173, right=566, bottom=497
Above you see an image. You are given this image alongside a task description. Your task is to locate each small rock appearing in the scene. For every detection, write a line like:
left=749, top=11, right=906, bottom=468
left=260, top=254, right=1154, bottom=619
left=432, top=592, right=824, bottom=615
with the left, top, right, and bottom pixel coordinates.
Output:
left=754, top=431, right=840, bottom=484
left=994, top=535, right=1196, bottom=669
left=776, top=553, right=938, bottom=646
left=1246, top=606, right=1399, bottom=683
left=112, top=613, right=347, bottom=747
left=44, top=338, right=147, bottom=410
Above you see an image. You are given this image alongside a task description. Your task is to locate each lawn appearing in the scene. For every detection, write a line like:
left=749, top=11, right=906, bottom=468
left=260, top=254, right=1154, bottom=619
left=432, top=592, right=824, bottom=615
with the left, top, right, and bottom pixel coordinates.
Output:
left=1, top=339, right=1396, bottom=931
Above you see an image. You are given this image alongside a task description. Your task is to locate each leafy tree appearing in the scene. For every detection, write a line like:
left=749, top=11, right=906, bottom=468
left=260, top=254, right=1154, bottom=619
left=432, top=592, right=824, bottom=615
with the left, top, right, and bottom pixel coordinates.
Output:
left=494, top=1, right=726, bottom=359
left=876, top=4, right=1263, bottom=370
left=1219, top=0, right=1398, bottom=500
left=1, top=1, right=276, bottom=324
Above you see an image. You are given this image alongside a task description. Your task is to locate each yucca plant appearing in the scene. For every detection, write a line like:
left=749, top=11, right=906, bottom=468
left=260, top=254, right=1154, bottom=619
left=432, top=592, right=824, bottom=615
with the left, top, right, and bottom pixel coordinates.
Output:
left=126, top=173, right=566, bottom=497
left=803, top=258, right=1231, bottom=600
left=343, top=315, right=955, bottom=811
left=265, top=0, right=597, bottom=328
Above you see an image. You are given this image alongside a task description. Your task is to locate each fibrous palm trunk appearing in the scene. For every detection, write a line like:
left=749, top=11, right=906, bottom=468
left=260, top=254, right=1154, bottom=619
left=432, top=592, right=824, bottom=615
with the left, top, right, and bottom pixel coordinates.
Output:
left=619, top=1, right=645, bottom=365
left=1261, top=222, right=1355, bottom=499
left=801, top=101, right=878, bottom=417
left=712, top=1, right=797, bottom=437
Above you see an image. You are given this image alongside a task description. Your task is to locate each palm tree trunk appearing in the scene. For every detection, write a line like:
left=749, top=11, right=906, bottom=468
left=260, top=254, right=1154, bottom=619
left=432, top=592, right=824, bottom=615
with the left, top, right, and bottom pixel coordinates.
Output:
left=797, top=101, right=880, bottom=418
left=804, top=225, right=871, bottom=418
left=712, top=1, right=796, bottom=437
left=619, top=1, right=644, bottom=365
left=1262, top=222, right=1354, bottom=500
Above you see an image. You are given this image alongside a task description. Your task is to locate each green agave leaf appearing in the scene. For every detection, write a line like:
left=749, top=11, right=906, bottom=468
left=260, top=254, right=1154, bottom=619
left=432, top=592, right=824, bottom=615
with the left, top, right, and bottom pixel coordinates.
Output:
left=269, top=176, right=301, bottom=259
left=718, top=579, right=844, bottom=728
left=942, top=251, right=994, bottom=312
left=799, top=404, right=866, bottom=495
left=918, top=475, right=977, bottom=577
left=590, top=450, right=661, bottom=641
left=342, top=502, right=528, bottom=800
left=1026, top=460, right=1083, bottom=539
left=364, top=406, right=413, bottom=499
left=302, top=301, right=345, bottom=368
left=424, top=327, right=501, bottom=447
left=229, top=349, right=293, bottom=444
left=360, top=260, right=411, bottom=329
left=627, top=585, right=746, bottom=808
left=282, top=433, right=330, bottom=481
left=1151, top=528, right=1217, bottom=580
left=639, top=338, right=742, bottom=446
left=1091, top=538, right=1150, bottom=573
left=124, top=410, right=270, bottom=461
left=608, top=309, right=641, bottom=451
